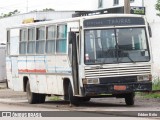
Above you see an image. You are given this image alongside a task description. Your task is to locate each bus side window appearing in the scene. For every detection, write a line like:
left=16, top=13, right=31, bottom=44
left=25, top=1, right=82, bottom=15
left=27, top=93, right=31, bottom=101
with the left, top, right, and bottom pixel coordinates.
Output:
left=56, top=25, right=67, bottom=53
left=46, top=25, right=56, bottom=54
left=36, top=26, right=45, bottom=54
left=19, top=29, right=27, bottom=54
left=28, top=28, right=35, bottom=54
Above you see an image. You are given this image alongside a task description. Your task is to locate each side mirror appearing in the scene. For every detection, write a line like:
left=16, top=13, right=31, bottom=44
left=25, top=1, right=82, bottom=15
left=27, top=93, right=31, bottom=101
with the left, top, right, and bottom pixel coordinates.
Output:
left=148, top=23, right=152, bottom=38
left=68, top=32, right=76, bottom=44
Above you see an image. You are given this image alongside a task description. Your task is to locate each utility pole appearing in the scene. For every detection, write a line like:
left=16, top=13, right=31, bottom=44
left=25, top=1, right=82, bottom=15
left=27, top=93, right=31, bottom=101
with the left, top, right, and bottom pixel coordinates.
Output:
left=26, top=0, right=28, bottom=13
left=142, top=0, right=144, bottom=7
left=124, top=0, right=130, bottom=14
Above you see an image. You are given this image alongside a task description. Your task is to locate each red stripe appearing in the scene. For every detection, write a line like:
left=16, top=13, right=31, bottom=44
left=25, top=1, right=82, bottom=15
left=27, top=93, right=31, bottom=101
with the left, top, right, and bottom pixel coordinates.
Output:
left=19, top=69, right=46, bottom=73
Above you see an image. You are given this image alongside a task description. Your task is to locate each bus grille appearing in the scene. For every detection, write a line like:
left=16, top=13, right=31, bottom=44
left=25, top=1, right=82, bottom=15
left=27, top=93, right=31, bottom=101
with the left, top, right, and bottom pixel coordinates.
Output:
left=84, top=64, right=151, bottom=78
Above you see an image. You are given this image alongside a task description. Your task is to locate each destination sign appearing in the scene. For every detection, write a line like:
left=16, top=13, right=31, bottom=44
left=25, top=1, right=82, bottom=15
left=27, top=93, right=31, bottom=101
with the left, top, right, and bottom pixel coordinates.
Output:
left=83, top=17, right=145, bottom=28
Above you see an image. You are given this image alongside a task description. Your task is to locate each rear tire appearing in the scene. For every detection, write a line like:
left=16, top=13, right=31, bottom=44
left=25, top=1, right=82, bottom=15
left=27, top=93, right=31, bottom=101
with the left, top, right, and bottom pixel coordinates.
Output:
left=26, top=81, right=37, bottom=104
left=125, top=92, right=135, bottom=106
left=37, top=94, right=46, bottom=103
left=26, top=81, right=46, bottom=104
left=80, top=97, right=91, bottom=102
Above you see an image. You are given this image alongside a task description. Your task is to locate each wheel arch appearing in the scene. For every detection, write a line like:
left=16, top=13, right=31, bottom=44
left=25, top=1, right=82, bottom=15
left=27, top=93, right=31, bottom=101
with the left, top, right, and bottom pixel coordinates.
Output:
left=23, top=76, right=29, bottom=92
left=63, top=77, right=71, bottom=100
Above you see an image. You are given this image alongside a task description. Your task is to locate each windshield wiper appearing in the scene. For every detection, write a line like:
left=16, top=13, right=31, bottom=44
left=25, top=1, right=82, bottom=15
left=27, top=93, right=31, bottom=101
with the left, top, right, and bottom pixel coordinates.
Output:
left=126, top=53, right=136, bottom=63
left=117, top=49, right=136, bottom=63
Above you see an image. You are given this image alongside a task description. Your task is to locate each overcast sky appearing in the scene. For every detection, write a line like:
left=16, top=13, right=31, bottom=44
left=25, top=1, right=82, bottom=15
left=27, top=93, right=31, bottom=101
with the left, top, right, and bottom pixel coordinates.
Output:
left=0, top=0, right=97, bottom=14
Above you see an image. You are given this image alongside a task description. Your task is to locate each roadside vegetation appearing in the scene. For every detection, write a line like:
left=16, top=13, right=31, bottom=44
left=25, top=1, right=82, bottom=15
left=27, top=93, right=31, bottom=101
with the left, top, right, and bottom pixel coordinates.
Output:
left=49, top=96, right=61, bottom=101
left=137, top=78, right=160, bottom=99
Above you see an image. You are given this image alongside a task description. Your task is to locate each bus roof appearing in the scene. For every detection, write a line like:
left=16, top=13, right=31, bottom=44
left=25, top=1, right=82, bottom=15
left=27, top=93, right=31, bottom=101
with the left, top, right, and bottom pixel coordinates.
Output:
left=7, top=14, right=145, bottom=29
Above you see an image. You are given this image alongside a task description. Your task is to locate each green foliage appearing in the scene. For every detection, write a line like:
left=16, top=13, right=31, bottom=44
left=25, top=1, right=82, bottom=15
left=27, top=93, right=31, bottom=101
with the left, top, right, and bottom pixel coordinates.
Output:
left=0, top=9, right=20, bottom=18
left=137, top=79, right=160, bottom=98
left=152, top=78, right=160, bottom=90
left=42, top=8, right=55, bottom=12
left=49, top=96, right=61, bottom=101
left=155, top=0, right=160, bottom=16
left=136, top=92, right=160, bottom=99
left=30, top=8, right=55, bottom=13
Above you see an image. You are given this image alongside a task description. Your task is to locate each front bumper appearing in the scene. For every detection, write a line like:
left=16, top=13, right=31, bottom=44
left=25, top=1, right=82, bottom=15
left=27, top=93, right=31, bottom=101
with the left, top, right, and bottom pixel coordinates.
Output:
left=83, top=82, right=152, bottom=96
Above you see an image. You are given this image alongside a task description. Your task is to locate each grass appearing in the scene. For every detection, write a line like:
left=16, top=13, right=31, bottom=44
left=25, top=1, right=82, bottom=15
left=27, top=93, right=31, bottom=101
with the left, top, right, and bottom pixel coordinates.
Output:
left=137, top=78, right=160, bottom=99
left=152, top=79, right=160, bottom=90
left=49, top=96, right=61, bottom=101
left=142, top=93, right=160, bottom=99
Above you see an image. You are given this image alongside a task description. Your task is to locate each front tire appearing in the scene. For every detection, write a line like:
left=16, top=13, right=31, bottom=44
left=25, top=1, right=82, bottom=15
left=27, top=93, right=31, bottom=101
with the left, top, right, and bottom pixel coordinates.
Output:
left=125, top=92, right=135, bottom=106
left=68, top=83, right=79, bottom=106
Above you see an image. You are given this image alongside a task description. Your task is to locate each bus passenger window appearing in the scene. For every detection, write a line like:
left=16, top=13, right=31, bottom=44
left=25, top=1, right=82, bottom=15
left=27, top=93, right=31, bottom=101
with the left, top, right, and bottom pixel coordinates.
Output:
left=46, top=25, right=56, bottom=54
left=20, top=29, right=27, bottom=54
left=28, top=28, right=35, bottom=54
left=36, top=26, right=45, bottom=54
left=56, top=25, right=67, bottom=53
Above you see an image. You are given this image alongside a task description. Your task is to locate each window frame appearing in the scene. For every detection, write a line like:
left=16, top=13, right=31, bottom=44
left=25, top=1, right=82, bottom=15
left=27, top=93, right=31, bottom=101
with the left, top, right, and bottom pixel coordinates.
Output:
left=46, top=25, right=56, bottom=54
left=27, top=27, right=36, bottom=54
left=19, top=28, right=28, bottom=55
left=36, top=26, right=46, bottom=54
left=56, top=24, right=67, bottom=54
left=113, top=0, right=119, bottom=5
left=98, top=0, right=103, bottom=8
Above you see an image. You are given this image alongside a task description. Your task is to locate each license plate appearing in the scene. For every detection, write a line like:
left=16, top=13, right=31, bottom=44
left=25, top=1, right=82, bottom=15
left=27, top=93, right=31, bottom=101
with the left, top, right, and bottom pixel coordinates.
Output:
left=114, top=85, right=126, bottom=91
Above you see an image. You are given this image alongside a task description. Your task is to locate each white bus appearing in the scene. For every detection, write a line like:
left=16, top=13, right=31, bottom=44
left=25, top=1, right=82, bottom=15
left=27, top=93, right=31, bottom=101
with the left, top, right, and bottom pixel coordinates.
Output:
left=6, top=14, right=152, bottom=106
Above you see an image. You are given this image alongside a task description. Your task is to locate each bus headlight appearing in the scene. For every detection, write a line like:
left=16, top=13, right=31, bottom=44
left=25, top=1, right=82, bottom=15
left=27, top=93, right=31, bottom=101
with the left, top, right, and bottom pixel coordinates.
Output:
left=137, top=75, right=152, bottom=81
left=82, top=78, right=99, bottom=84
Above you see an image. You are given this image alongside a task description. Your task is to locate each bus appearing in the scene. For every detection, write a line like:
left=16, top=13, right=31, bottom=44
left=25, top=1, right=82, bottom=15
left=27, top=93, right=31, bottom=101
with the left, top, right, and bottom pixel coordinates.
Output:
left=6, top=14, right=152, bottom=106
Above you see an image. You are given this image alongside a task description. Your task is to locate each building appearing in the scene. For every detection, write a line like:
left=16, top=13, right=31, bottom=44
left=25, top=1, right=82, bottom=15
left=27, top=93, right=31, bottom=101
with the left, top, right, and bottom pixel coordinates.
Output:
left=93, top=0, right=160, bottom=78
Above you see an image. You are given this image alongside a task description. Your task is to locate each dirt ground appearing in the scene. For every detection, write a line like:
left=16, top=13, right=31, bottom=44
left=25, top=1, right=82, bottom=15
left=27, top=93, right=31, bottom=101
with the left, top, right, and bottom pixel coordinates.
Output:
left=0, top=82, right=160, bottom=112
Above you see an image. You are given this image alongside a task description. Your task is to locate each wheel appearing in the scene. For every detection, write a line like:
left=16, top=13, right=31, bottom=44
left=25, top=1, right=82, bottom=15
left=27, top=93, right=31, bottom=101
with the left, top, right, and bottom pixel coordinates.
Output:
left=6, top=79, right=8, bottom=88
left=125, top=92, right=135, bottom=106
left=26, top=81, right=46, bottom=104
left=68, top=83, right=79, bottom=106
left=80, top=97, right=91, bottom=102
left=37, top=94, right=46, bottom=103
left=26, top=81, right=38, bottom=104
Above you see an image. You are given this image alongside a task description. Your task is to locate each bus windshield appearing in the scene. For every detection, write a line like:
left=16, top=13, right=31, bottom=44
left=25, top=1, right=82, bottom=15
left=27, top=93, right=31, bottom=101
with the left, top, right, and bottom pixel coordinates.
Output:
left=84, top=27, right=150, bottom=64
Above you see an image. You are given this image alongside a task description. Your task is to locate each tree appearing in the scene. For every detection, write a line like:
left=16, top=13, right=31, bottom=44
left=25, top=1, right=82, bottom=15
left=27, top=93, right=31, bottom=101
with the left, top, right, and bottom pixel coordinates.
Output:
left=155, top=0, right=160, bottom=16
left=29, top=8, right=55, bottom=13
left=0, top=9, right=20, bottom=18
left=42, top=8, right=55, bottom=12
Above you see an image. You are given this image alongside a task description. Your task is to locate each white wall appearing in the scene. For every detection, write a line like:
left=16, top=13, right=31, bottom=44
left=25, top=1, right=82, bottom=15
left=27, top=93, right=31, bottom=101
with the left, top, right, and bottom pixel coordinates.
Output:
left=150, top=22, right=160, bottom=77
left=97, top=0, right=160, bottom=23
left=98, top=0, right=143, bottom=9
left=144, top=0, right=160, bottom=23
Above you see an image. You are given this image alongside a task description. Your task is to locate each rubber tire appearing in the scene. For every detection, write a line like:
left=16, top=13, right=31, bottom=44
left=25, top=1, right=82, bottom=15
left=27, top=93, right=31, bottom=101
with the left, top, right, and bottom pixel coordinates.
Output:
left=125, top=92, right=135, bottom=106
left=37, top=94, right=46, bottom=103
left=80, top=97, right=91, bottom=102
left=68, top=83, right=79, bottom=106
left=26, top=81, right=38, bottom=104
left=6, top=80, right=8, bottom=88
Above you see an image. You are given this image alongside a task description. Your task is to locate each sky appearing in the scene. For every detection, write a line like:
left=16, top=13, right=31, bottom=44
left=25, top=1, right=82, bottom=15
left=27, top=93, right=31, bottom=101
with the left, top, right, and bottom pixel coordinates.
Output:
left=0, top=0, right=97, bottom=14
